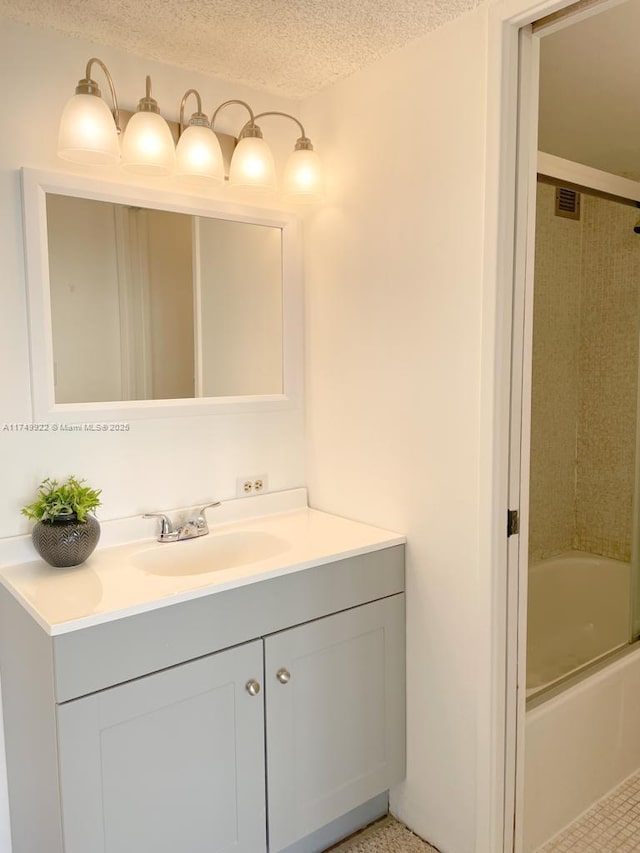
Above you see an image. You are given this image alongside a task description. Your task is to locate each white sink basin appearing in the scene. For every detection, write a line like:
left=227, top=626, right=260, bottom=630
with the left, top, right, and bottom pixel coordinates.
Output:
left=132, top=531, right=289, bottom=576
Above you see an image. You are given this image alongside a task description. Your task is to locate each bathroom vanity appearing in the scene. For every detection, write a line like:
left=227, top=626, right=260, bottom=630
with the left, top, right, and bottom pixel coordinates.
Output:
left=0, top=497, right=405, bottom=853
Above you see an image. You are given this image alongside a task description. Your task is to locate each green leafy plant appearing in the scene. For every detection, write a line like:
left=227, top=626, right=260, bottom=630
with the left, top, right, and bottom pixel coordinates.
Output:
left=21, top=476, right=102, bottom=523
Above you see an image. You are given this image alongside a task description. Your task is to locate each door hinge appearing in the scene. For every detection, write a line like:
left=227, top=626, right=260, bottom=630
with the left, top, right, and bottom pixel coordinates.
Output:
left=507, top=509, right=520, bottom=537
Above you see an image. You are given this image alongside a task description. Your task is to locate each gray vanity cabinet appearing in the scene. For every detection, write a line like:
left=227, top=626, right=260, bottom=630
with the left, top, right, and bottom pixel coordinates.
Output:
left=0, top=545, right=405, bottom=853
left=56, top=640, right=267, bottom=853
left=265, top=595, right=405, bottom=852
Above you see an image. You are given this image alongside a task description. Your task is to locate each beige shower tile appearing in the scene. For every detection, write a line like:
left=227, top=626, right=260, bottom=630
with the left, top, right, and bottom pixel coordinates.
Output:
left=530, top=187, right=639, bottom=564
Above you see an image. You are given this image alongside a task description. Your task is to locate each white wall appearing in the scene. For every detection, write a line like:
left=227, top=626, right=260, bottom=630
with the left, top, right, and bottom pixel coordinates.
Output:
left=0, top=10, right=506, bottom=853
left=302, top=9, right=488, bottom=853
left=0, top=20, right=305, bottom=852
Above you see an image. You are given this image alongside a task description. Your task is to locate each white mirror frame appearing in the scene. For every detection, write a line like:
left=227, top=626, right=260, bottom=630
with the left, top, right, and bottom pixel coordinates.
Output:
left=21, top=168, right=302, bottom=422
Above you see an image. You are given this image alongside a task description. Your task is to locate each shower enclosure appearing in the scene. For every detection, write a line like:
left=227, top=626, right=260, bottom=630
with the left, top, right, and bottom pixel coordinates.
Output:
left=527, top=177, right=640, bottom=698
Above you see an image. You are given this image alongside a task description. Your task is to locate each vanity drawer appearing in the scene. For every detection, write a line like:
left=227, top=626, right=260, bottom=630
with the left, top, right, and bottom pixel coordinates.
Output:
left=52, top=545, right=404, bottom=702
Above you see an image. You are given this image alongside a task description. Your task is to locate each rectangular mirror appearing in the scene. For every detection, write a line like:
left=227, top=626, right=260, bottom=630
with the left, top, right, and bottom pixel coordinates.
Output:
left=21, top=170, right=301, bottom=421
left=47, top=196, right=283, bottom=403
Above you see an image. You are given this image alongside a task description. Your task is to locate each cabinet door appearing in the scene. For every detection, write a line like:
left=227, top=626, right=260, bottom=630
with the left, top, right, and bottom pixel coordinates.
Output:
left=57, top=640, right=266, bottom=853
left=265, top=594, right=405, bottom=852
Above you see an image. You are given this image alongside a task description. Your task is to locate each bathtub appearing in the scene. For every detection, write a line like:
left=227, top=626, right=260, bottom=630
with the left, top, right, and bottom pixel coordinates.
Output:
left=524, top=551, right=637, bottom=850
left=527, top=550, right=631, bottom=695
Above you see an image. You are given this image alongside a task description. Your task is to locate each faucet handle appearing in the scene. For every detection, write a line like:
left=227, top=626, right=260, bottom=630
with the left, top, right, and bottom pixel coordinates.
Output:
left=188, top=501, right=221, bottom=536
left=143, top=512, right=174, bottom=538
left=195, top=501, right=221, bottom=517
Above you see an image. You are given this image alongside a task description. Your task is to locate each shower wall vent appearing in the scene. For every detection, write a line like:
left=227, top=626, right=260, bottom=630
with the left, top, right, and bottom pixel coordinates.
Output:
left=555, top=186, right=581, bottom=220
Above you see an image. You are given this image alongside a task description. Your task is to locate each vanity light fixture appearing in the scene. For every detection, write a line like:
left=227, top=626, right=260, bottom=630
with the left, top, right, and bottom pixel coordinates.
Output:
left=57, top=58, right=323, bottom=201
left=57, top=58, right=121, bottom=165
left=255, top=112, right=323, bottom=201
left=231, top=108, right=323, bottom=200
left=175, top=89, right=224, bottom=183
left=120, top=76, right=175, bottom=176
left=212, top=100, right=276, bottom=191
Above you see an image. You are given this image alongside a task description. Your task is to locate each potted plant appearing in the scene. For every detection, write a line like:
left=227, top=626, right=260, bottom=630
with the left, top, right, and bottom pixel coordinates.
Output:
left=21, top=476, right=102, bottom=568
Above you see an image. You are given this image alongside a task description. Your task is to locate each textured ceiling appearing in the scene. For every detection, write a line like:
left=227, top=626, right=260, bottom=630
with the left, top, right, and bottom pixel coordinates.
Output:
left=0, top=0, right=480, bottom=98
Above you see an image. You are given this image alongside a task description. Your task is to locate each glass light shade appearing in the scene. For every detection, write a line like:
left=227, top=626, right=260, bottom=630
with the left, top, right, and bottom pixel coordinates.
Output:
left=228, top=136, right=276, bottom=190
left=121, top=111, right=176, bottom=175
left=57, top=93, right=120, bottom=165
left=176, top=125, right=224, bottom=182
left=283, top=148, right=324, bottom=201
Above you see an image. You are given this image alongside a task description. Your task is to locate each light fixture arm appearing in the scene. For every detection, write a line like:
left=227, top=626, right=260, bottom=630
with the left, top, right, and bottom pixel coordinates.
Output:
left=76, top=57, right=121, bottom=133
left=135, top=75, right=161, bottom=114
left=243, top=111, right=313, bottom=150
left=252, top=111, right=305, bottom=138
left=179, top=88, right=209, bottom=132
left=211, top=99, right=263, bottom=138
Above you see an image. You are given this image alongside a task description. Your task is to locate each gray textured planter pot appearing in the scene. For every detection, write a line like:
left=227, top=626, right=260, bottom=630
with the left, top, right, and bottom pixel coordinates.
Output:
left=32, top=513, right=100, bottom=568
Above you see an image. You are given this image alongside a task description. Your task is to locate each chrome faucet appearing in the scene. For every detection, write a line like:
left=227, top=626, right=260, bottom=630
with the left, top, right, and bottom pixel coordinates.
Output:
left=143, top=501, right=221, bottom=542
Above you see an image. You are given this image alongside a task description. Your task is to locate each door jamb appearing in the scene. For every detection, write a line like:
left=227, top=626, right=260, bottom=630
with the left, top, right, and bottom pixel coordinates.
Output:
left=479, top=0, right=626, bottom=850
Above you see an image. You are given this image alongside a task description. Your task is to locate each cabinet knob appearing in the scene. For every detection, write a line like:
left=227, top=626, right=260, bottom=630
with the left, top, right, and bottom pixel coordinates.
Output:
left=276, top=668, right=291, bottom=684
left=245, top=679, right=261, bottom=696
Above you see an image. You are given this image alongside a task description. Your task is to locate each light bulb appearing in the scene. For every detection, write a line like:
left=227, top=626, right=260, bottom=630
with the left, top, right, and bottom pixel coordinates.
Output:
left=176, top=125, right=224, bottom=182
left=121, top=111, right=176, bottom=176
left=283, top=147, right=323, bottom=201
left=57, top=93, right=120, bottom=165
left=228, top=136, right=276, bottom=190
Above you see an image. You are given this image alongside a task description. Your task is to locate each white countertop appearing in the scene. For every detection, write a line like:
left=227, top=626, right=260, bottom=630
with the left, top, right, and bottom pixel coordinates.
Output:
left=0, top=491, right=404, bottom=636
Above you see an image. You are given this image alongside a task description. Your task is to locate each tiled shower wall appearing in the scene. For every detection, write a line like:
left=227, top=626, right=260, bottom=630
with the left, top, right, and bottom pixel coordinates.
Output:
left=529, top=182, right=582, bottom=561
left=529, top=181, right=640, bottom=564
left=575, top=195, right=640, bottom=560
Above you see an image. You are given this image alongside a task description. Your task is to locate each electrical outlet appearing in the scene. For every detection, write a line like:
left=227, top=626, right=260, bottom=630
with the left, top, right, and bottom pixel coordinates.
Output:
left=236, top=475, right=269, bottom=497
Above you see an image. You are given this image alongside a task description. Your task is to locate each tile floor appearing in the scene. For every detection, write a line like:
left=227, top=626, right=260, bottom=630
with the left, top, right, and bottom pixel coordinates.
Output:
left=329, top=769, right=640, bottom=852
left=331, top=816, right=438, bottom=852
left=538, top=770, right=640, bottom=852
